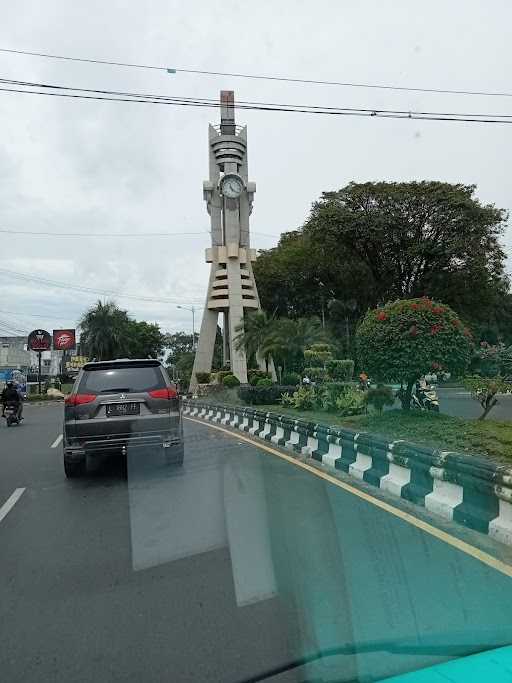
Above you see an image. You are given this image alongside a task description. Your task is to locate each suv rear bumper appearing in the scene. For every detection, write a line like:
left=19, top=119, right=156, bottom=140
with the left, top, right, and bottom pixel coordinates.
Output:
left=64, top=430, right=183, bottom=460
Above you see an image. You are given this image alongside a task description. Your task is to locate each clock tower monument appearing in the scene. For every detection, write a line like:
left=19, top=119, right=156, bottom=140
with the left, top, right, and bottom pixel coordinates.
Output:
left=190, top=91, right=267, bottom=391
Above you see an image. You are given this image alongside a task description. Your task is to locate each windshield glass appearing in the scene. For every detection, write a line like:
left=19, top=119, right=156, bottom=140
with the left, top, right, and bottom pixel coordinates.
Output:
left=3, top=3, right=512, bottom=682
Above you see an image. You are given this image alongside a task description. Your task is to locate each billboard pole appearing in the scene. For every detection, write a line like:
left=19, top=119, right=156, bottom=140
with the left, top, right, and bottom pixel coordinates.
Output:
left=27, top=330, right=52, bottom=395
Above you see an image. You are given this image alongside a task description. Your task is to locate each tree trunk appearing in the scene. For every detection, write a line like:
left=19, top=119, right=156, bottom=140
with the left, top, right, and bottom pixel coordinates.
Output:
left=479, top=395, right=498, bottom=420
left=401, top=379, right=416, bottom=411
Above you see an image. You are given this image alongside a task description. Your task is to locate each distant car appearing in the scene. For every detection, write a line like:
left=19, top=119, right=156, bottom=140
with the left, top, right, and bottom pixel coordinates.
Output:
left=62, top=359, right=184, bottom=478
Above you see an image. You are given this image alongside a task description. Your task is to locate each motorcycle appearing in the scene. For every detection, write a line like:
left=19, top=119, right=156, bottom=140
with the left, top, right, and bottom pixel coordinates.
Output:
left=3, top=403, right=21, bottom=427
left=411, top=385, right=440, bottom=412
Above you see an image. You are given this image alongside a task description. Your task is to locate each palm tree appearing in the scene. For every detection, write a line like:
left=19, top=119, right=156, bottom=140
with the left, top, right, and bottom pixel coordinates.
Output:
left=79, top=300, right=131, bottom=361
left=234, top=310, right=278, bottom=372
left=235, top=313, right=327, bottom=374
left=271, top=317, right=325, bottom=370
left=290, top=317, right=325, bottom=355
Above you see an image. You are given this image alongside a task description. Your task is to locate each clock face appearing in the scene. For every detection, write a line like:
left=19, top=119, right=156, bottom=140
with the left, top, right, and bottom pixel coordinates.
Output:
left=222, top=175, right=244, bottom=198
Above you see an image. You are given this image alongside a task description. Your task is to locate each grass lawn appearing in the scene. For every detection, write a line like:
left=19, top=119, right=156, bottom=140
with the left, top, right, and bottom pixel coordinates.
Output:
left=253, top=405, right=512, bottom=465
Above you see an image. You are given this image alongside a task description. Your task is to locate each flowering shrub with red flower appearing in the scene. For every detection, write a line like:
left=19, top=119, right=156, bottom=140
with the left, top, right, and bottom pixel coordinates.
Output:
left=356, top=297, right=473, bottom=408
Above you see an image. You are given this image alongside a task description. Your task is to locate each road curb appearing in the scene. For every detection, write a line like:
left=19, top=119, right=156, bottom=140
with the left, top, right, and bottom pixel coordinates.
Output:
left=183, top=400, right=512, bottom=548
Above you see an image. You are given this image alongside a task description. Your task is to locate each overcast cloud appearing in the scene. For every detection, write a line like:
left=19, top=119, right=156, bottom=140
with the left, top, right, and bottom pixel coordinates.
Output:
left=1, top=0, right=511, bottom=338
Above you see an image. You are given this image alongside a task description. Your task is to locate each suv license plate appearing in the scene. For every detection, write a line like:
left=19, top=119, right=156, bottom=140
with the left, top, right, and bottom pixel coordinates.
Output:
left=106, top=403, right=140, bottom=417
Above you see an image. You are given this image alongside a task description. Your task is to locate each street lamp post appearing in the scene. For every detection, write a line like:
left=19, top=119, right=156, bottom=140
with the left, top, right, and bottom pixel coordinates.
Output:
left=177, top=305, right=196, bottom=350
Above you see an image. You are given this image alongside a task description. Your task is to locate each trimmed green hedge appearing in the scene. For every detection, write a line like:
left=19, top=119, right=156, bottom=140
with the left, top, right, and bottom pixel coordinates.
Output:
left=248, top=370, right=271, bottom=386
left=256, top=377, right=273, bottom=387
left=326, top=359, right=355, bottom=381
left=281, top=372, right=301, bottom=386
left=215, top=370, right=233, bottom=383
left=223, top=374, right=241, bottom=388
left=238, top=385, right=297, bottom=405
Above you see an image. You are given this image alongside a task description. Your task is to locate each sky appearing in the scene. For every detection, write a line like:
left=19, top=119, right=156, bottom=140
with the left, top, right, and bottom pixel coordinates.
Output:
left=1, top=0, right=511, bottom=339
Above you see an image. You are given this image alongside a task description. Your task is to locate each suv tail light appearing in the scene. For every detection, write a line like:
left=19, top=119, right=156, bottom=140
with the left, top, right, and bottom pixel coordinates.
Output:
left=65, top=394, right=97, bottom=406
left=149, top=388, right=177, bottom=400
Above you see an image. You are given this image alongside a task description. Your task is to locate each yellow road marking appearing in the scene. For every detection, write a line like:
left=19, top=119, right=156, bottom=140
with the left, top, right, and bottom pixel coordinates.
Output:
left=185, top=415, right=512, bottom=579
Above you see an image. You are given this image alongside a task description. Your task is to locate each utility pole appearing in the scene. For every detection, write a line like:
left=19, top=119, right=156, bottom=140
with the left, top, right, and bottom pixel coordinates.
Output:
left=177, top=305, right=196, bottom=350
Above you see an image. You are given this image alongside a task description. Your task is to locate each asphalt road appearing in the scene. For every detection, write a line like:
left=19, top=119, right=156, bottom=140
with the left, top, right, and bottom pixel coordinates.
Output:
left=2, top=405, right=512, bottom=683
left=438, top=388, right=512, bottom=420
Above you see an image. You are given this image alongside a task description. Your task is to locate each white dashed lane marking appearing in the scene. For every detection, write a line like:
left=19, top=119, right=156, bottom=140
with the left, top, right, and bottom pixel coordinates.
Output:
left=51, top=435, right=63, bottom=449
left=0, top=488, right=26, bottom=524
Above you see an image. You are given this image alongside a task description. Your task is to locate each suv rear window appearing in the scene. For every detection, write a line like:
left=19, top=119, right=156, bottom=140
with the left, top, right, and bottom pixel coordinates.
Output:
left=78, top=365, right=166, bottom=394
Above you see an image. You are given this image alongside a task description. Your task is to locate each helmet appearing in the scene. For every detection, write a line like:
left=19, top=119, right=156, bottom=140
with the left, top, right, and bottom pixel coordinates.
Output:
left=6, top=381, right=14, bottom=387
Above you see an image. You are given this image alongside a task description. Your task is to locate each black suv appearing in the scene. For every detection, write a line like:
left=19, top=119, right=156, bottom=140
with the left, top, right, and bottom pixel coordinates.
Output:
left=63, top=359, right=183, bottom=477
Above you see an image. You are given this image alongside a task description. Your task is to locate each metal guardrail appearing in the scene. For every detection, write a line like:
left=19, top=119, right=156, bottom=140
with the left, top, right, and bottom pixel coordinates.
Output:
left=183, top=399, right=512, bottom=548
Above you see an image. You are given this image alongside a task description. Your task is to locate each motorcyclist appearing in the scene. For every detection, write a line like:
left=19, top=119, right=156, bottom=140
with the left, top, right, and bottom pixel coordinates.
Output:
left=359, top=371, right=369, bottom=390
left=1, top=381, right=23, bottom=421
left=415, top=379, right=427, bottom=408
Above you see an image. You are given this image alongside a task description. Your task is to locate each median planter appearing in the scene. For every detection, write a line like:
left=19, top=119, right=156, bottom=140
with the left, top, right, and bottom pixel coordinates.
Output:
left=183, top=398, right=512, bottom=549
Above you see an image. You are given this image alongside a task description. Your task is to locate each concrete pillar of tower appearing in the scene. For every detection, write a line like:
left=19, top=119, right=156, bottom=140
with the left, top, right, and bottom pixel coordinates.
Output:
left=189, top=308, right=218, bottom=392
left=227, top=260, right=248, bottom=383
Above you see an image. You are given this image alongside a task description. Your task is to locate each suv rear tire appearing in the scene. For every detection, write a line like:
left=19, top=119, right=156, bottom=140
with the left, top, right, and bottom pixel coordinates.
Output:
left=64, top=458, right=86, bottom=478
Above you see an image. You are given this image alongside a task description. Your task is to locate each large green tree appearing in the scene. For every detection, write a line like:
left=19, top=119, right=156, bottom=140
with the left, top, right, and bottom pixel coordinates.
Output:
left=254, top=181, right=510, bottom=341
left=125, top=320, right=166, bottom=359
left=164, top=331, right=197, bottom=366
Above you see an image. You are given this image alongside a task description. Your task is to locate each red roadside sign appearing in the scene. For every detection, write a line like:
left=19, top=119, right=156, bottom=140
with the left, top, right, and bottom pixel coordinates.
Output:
left=53, top=329, right=76, bottom=351
left=27, top=329, right=52, bottom=352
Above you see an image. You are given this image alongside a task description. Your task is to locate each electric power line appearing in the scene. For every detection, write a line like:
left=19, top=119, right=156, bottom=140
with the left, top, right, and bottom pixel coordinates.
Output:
left=2, top=46, right=512, bottom=98
left=0, top=325, right=29, bottom=336
left=5, top=75, right=512, bottom=119
left=0, top=327, right=22, bottom=337
left=1, top=78, right=512, bottom=124
left=0, top=318, right=28, bottom=334
left=0, top=268, right=204, bottom=305
left=0, top=321, right=28, bottom=335
left=0, top=226, right=277, bottom=239
left=0, top=228, right=208, bottom=238
left=0, top=308, right=69, bottom=321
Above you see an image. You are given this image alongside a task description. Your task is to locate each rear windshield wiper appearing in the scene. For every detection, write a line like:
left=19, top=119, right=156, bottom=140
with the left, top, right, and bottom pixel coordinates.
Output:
left=98, top=387, right=131, bottom=393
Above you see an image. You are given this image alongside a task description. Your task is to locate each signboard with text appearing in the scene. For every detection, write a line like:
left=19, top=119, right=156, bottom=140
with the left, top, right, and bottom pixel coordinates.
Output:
left=53, top=329, right=76, bottom=351
left=66, top=356, right=89, bottom=372
left=27, top=329, right=51, bottom=352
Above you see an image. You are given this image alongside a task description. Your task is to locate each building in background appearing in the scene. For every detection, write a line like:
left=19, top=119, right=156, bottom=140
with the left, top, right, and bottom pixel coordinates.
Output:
left=0, top=335, right=78, bottom=378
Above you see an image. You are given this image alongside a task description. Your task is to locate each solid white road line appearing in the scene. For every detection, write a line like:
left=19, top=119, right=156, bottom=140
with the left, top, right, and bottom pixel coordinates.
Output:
left=0, top=488, right=26, bottom=524
left=185, top=416, right=512, bottom=580
left=51, top=434, right=63, bottom=448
